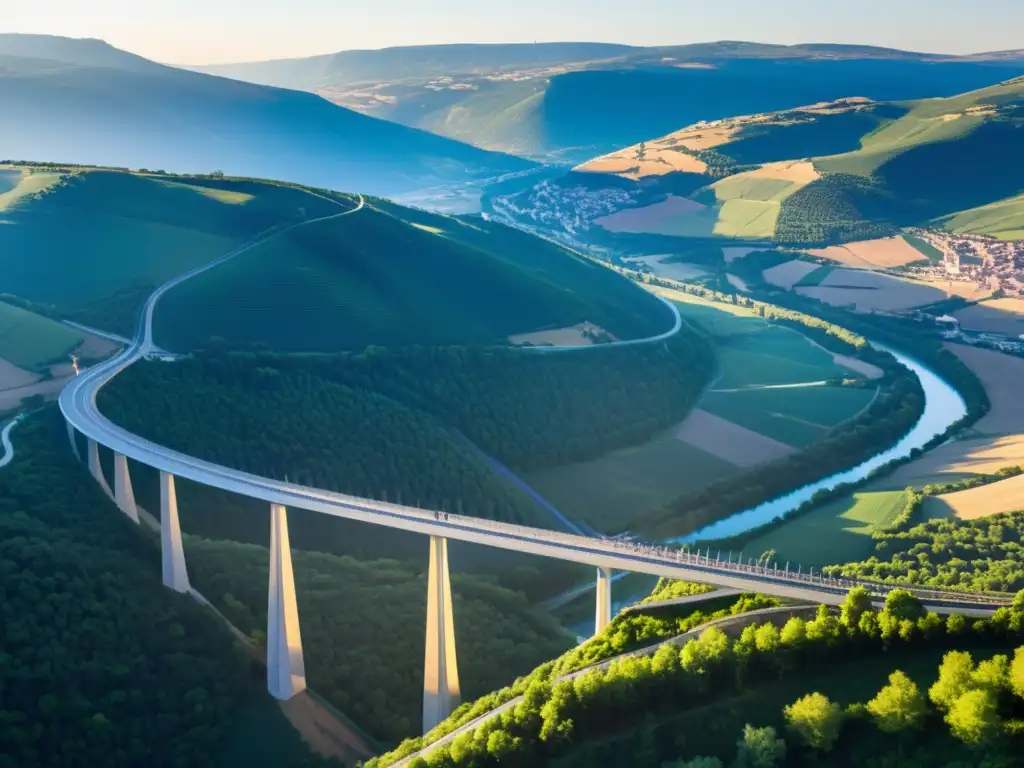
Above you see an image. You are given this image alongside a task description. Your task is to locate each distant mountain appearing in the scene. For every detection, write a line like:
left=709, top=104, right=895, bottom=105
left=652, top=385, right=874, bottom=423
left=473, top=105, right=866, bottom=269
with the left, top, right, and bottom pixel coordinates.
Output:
left=0, top=35, right=529, bottom=197
left=185, top=40, right=1024, bottom=163
left=189, top=42, right=639, bottom=89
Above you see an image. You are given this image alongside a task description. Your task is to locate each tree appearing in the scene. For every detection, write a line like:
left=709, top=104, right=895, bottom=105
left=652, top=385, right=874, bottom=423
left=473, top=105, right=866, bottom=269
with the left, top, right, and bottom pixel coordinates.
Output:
left=780, top=617, right=806, bottom=646
left=946, top=689, right=1001, bottom=745
left=884, top=590, right=924, bottom=622
left=753, top=623, right=780, bottom=654
left=1012, top=590, right=1024, bottom=613
left=866, top=670, right=927, bottom=733
left=972, top=655, right=1011, bottom=696
left=783, top=693, right=844, bottom=751
left=733, top=724, right=786, bottom=768
left=930, top=651, right=976, bottom=710
left=1011, top=647, right=1024, bottom=700
left=841, top=586, right=872, bottom=629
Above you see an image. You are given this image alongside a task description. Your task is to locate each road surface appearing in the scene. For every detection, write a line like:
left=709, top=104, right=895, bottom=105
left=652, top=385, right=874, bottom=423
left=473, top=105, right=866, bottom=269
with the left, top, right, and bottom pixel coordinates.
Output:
left=0, top=415, right=21, bottom=469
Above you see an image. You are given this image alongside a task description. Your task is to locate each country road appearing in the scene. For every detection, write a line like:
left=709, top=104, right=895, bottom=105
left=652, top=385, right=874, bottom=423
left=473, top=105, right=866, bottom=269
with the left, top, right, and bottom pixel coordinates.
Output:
left=0, top=415, right=21, bottom=469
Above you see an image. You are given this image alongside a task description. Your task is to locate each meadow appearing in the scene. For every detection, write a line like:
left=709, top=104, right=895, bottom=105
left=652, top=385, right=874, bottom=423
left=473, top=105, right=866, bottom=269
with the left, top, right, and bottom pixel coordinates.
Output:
left=0, top=301, right=83, bottom=369
left=738, top=490, right=908, bottom=567
left=938, top=192, right=1024, bottom=240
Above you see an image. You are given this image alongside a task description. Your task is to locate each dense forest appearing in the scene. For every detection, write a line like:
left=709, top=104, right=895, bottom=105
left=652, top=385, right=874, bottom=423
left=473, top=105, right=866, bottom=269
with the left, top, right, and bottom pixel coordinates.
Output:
left=371, top=589, right=1024, bottom=768
left=0, top=410, right=329, bottom=768
left=773, top=173, right=905, bottom=245
left=184, top=538, right=573, bottom=744
left=100, top=330, right=714, bottom=519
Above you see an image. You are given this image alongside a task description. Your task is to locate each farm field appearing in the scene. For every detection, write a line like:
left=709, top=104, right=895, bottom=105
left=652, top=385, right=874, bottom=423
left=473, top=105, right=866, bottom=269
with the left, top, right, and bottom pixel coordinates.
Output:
left=794, top=265, right=833, bottom=286
left=806, top=235, right=927, bottom=269
left=703, top=385, right=877, bottom=448
left=0, top=169, right=63, bottom=212
left=762, top=258, right=820, bottom=289
left=738, top=490, right=908, bottom=567
left=925, top=474, right=1024, bottom=520
left=0, top=302, right=83, bottom=369
left=523, top=433, right=739, bottom=533
left=938, top=192, right=1024, bottom=240
left=527, top=287, right=888, bottom=533
left=796, top=269, right=947, bottom=311
left=954, top=298, right=1024, bottom=336
left=593, top=195, right=717, bottom=237
left=706, top=160, right=820, bottom=239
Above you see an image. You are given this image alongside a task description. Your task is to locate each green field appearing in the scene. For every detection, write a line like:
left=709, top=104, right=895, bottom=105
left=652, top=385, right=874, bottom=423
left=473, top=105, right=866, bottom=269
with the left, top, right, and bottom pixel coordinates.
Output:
left=738, top=490, right=908, bottom=567
left=712, top=332, right=845, bottom=389
left=155, top=201, right=670, bottom=353
left=704, top=170, right=812, bottom=239
left=703, top=385, right=877, bottom=447
left=902, top=232, right=944, bottom=262
left=524, top=434, right=738, bottom=533
left=937, top=192, right=1024, bottom=240
left=0, top=301, right=83, bottom=369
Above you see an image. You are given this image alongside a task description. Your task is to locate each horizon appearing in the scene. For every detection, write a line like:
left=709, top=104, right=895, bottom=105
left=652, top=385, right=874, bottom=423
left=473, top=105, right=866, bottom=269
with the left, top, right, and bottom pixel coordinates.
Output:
left=3, top=0, right=1023, bottom=65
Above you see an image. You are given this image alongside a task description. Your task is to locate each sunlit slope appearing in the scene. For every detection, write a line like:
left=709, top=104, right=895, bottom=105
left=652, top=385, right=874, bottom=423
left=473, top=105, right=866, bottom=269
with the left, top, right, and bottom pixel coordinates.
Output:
left=937, top=193, right=1024, bottom=240
left=154, top=200, right=672, bottom=353
left=0, top=169, right=350, bottom=334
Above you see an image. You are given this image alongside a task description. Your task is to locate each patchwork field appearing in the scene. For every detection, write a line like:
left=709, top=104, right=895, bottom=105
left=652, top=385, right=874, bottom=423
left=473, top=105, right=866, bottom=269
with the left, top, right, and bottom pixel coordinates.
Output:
left=806, top=235, right=927, bottom=269
left=706, top=160, right=820, bottom=239
left=527, top=287, right=885, bottom=533
left=0, top=302, right=84, bottom=369
left=877, top=344, right=1024, bottom=518
left=702, top=385, right=877, bottom=448
left=739, top=491, right=909, bottom=567
left=796, top=269, right=947, bottom=311
left=579, top=144, right=707, bottom=179
left=593, top=195, right=715, bottom=236
left=625, top=254, right=710, bottom=282
left=763, top=259, right=821, bottom=289
left=955, top=298, right=1024, bottom=336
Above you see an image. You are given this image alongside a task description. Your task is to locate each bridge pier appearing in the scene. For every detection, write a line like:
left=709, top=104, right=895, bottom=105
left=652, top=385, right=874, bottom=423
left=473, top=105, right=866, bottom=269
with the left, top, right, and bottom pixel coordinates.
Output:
left=267, top=504, right=306, bottom=700
left=160, top=472, right=190, bottom=593
left=595, top=567, right=612, bottom=635
left=423, top=535, right=460, bottom=734
left=87, top=438, right=114, bottom=499
left=66, top=421, right=81, bottom=461
left=113, top=453, right=140, bottom=524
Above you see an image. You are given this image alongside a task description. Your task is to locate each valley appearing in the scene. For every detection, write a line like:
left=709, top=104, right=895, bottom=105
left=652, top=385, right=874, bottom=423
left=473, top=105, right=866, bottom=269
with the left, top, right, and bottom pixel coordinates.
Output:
left=5, top=21, right=1024, bottom=768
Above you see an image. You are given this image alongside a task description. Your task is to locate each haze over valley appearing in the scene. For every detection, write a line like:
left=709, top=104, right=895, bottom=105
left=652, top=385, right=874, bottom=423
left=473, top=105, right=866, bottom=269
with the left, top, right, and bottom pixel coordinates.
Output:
left=5, top=5, right=1024, bottom=767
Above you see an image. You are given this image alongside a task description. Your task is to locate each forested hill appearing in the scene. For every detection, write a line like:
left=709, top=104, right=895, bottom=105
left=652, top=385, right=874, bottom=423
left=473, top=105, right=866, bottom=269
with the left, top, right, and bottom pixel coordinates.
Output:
left=99, top=331, right=714, bottom=529
left=0, top=410, right=328, bottom=768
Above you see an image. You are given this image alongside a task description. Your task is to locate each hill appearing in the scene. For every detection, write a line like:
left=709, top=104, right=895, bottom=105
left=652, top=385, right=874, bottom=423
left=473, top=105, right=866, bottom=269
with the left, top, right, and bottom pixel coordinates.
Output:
left=0, top=34, right=528, bottom=197
left=152, top=196, right=672, bottom=353
left=191, top=41, right=638, bottom=89
left=189, top=38, right=1024, bottom=163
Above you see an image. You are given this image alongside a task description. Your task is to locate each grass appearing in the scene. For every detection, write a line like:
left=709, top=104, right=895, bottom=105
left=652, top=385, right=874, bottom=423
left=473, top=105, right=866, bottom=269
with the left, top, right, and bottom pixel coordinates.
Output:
left=155, top=201, right=669, bottom=353
left=703, top=169, right=813, bottom=239
left=738, top=490, right=908, bottom=567
left=0, top=301, right=83, bottom=369
left=713, top=329, right=845, bottom=389
left=937, top=193, right=1024, bottom=240
left=524, top=435, right=738, bottom=534
left=0, top=170, right=348, bottom=335
left=795, top=265, right=833, bottom=286
left=0, top=170, right=63, bottom=212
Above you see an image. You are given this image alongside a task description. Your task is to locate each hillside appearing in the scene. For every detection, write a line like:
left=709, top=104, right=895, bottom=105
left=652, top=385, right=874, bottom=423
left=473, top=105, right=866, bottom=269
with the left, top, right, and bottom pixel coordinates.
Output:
left=194, top=39, right=1024, bottom=163
left=0, top=34, right=528, bottom=197
left=152, top=196, right=672, bottom=353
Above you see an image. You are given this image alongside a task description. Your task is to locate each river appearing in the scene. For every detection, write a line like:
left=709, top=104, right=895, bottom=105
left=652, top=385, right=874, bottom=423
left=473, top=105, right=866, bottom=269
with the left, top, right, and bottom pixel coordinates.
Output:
left=675, top=343, right=967, bottom=543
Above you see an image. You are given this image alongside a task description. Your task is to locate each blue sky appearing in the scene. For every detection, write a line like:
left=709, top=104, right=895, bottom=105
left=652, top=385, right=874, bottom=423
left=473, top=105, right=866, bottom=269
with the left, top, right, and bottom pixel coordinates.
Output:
left=3, top=0, right=1022, bottom=64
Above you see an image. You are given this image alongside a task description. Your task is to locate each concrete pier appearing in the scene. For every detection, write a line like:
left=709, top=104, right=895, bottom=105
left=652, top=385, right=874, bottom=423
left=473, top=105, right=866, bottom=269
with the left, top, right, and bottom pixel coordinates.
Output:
left=160, top=472, right=190, bottom=593
left=87, top=438, right=114, bottom=499
left=422, top=536, right=460, bottom=734
left=67, top=421, right=81, bottom=461
left=595, top=567, right=612, bottom=636
left=113, top=453, right=140, bottom=523
left=267, top=503, right=307, bottom=700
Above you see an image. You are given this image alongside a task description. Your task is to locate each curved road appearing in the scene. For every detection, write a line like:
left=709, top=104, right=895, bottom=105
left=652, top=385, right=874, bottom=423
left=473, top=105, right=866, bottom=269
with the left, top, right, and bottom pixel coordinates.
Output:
left=59, top=194, right=1008, bottom=613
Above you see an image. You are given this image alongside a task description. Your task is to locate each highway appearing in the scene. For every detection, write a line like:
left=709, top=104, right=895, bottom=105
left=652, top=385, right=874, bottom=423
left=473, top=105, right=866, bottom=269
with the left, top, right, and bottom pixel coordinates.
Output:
left=59, top=187, right=1011, bottom=618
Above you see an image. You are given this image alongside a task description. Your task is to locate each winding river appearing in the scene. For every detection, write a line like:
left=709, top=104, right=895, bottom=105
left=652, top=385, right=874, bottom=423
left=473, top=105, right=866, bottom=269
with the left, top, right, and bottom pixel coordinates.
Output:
left=676, top=342, right=968, bottom=543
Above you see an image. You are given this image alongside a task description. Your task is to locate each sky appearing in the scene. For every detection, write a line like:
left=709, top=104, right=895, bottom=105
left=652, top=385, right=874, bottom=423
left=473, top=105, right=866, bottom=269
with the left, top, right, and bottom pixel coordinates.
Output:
left=3, top=0, right=1023, bottom=64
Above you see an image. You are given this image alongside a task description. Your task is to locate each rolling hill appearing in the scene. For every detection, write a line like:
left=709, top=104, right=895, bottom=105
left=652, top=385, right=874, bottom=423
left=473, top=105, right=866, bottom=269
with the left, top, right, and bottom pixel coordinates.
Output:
left=0, top=34, right=529, bottom=197
left=188, top=40, right=1024, bottom=162
left=0, top=166, right=671, bottom=353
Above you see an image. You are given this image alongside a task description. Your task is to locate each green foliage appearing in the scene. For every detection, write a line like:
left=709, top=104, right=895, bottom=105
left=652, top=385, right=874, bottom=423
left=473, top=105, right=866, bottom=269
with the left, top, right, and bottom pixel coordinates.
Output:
left=156, top=201, right=671, bottom=353
left=930, top=651, right=979, bottom=710
left=774, top=173, right=905, bottom=245
left=840, top=586, right=873, bottom=629
left=0, top=299, right=84, bottom=369
left=866, top=670, right=927, bottom=733
left=945, top=689, right=1002, bottom=745
left=783, top=692, right=844, bottom=751
left=732, top=724, right=786, bottom=768
left=0, top=410, right=326, bottom=768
